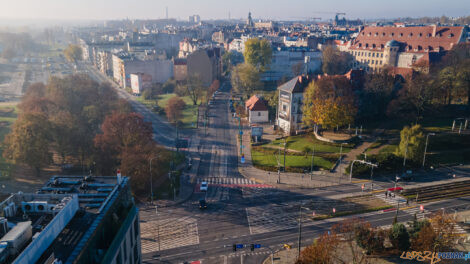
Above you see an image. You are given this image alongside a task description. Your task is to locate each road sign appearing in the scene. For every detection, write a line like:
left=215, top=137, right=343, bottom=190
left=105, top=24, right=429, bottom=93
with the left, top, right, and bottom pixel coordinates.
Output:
left=241, top=157, right=245, bottom=163
left=236, top=244, right=244, bottom=249
left=254, top=244, right=261, bottom=248
left=239, top=131, right=243, bottom=135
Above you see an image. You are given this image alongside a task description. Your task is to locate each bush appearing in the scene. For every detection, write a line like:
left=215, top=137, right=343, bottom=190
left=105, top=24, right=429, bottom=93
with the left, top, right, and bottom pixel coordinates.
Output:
left=389, top=223, right=410, bottom=251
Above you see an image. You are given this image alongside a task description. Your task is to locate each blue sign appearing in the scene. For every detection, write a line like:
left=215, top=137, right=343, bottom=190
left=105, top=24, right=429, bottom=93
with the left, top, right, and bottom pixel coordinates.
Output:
left=254, top=244, right=261, bottom=248
left=241, top=157, right=245, bottom=163
left=239, top=131, right=243, bottom=135
left=236, top=244, right=244, bottom=249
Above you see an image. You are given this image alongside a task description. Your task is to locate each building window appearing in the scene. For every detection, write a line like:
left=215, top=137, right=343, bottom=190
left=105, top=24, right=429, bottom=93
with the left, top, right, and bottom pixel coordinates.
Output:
left=282, top=105, right=287, bottom=111
left=372, top=53, right=375, bottom=57
left=419, top=33, right=422, bottom=37
left=380, top=61, right=383, bottom=65
left=258, top=112, right=261, bottom=116
left=380, top=44, right=384, bottom=49
left=368, top=52, right=371, bottom=57
left=400, top=33, right=403, bottom=37
left=381, top=53, right=383, bottom=58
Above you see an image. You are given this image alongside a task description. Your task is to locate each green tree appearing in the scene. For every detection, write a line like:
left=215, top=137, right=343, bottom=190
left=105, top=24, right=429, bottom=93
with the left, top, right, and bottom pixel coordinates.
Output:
left=230, top=63, right=261, bottom=98
left=3, top=113, right=52, bottom=175
left=389, top=223, right=411, bottom=251
left=222, top=51, right=243, bottom=75
left=63, top=44, right=83, bottom=63
left=321, top=45, right=353, bottom=75
left=359, top=68, right=397, bottom=120
left=302, top=76, right=357, bottom=129
left=396, top=124, right=425, bottom=164
left=243, top=38, right=272, bottom=71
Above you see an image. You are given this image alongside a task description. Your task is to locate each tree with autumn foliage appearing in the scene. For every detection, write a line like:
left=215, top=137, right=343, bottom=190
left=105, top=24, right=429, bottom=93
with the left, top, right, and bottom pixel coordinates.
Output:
left=166, top=96, right=186, bottom=123
left=208, top=79, right=220, bottom=98
left=3, top=75, right=122, bottom=175
left=411, top=211, right=458, bottom=252
left=302, top=76, right=357, bottom=130
left=3, top=113, right=52, bottom=175
left=296, top=231, right=339, bottom=264
left=94, top=112, right=171, bottom=196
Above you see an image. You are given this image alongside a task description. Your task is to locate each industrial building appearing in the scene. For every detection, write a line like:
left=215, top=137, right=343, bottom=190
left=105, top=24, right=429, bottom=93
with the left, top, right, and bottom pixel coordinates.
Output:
left=0, top=175, right=140, bottom=264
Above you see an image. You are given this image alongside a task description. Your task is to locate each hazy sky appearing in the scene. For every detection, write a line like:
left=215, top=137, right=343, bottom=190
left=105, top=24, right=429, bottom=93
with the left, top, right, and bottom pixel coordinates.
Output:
left=1, top=0, right=469, bottom=21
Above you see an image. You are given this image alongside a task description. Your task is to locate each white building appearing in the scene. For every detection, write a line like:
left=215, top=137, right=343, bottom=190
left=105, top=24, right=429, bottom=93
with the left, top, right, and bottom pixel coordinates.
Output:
left=130, top=73, right=152, bottom=95
left=262, top=47, right=321, bottom=82
left=277, top=76, right=311, bottom=135
left=245, top=95, right=269, bottom=124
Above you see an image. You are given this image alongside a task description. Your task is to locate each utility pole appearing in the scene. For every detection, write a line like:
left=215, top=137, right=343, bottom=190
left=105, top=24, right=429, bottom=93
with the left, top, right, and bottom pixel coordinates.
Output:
left=370, top=165, right=374, bottom=191
left=423, top=133, right=435, bottom=168
left=283, top=138, right=287, bottom=172
left=310, top=146, right=315, bottom=180
left=298, top=205, right=303, bottom=258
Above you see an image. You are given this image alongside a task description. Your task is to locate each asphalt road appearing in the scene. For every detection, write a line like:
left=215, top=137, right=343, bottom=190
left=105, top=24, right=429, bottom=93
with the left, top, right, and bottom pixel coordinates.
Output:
left=80, top=65, right=470, bottom=264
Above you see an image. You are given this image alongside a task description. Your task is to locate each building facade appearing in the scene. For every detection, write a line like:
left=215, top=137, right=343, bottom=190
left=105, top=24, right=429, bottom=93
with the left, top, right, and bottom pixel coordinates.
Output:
left=277, top=76, right=311, bottom=135
left=187, top=48, right=221, bottom=86
left=347, top=25, right=468, bottom=73
left=245, top=95, right=269, bottom=124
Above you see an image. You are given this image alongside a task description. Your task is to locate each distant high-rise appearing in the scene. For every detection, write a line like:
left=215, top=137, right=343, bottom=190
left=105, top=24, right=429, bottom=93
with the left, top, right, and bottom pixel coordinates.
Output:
left=189, top=15, right=201, bottom=24
left=247, top=12, right=254, bottom=27
left=166, top=6, right=168, bottom=19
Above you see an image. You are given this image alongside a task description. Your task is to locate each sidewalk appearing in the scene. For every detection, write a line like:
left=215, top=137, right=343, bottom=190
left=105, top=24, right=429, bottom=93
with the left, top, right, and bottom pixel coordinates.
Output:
left=152, top=130, right=203, bottom=208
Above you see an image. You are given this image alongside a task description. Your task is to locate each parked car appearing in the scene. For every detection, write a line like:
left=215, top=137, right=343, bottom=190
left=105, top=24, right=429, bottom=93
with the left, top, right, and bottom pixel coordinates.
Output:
left=199, top=199, right=207, bottom=209
left=200, top=181, right=208, bottom=192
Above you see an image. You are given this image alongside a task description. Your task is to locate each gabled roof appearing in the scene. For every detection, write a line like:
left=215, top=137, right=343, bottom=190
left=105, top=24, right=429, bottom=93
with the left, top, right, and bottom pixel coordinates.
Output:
left=278, top=75, right=311, bottom=93
left=245, top=95, right=268, bottom=111
left=351, top=25, right=465, bottom=53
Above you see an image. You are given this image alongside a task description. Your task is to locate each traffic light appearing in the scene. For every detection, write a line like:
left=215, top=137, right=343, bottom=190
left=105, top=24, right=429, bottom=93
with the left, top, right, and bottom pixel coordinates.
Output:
left=233, top=244, right=237, bottom=252
left=250, top=244, right=254, bottom=251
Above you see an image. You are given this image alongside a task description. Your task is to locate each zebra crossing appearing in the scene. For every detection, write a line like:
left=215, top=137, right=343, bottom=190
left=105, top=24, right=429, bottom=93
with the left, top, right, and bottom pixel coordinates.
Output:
left=140, top=215, right=199, bottom=253
left=245, top=200, right=314, bottom=234
left=197, top=177, right=272, bottom=188
left=374, top=193, right=429, bottom=219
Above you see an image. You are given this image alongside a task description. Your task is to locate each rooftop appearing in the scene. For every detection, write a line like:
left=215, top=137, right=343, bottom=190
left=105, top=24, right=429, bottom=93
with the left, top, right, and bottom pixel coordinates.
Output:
left=0, top=175, right=128, bottom=264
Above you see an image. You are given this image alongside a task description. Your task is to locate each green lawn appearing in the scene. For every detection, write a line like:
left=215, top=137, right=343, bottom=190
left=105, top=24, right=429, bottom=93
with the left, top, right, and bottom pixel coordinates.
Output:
left=251, top=149, right=336, bottom=172
left=378, top=144, right=398, bottom=154
left=136, top=93, right=199, bottom=129
left=268, top=134, right=353, bottom=153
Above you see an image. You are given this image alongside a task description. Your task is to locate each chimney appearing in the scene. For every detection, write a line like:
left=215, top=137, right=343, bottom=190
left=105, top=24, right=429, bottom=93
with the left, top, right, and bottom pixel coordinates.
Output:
left=432, top=24, right=437, bottom=37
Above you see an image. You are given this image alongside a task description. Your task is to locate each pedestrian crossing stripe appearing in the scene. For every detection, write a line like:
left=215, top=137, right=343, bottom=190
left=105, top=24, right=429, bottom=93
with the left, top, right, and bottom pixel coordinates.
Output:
left=197, top=177, right=269, bottom=185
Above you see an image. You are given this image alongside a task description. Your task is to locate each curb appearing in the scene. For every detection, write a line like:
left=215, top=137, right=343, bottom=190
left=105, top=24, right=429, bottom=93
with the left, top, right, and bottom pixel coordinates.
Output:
left=352, top=179, right=371, bottom=183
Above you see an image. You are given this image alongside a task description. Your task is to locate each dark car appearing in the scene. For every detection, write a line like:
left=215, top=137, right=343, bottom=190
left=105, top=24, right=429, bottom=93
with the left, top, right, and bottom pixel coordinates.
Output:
left=199, top=199, right=207, bottom=209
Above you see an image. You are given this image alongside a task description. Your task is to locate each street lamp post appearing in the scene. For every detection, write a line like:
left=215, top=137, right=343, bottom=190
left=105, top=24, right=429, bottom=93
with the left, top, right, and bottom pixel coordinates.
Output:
left=149, top=155, right=161, bottom=205
left=422, top=133, right=436, bottom=168
left=310, top=146, right=315, bottom=181
left=349, top=159, right=378, bottom=183
left=297, top=204, right=309, bottom=258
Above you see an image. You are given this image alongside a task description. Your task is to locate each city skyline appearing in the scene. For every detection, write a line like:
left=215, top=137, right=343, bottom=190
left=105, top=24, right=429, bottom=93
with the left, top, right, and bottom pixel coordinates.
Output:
left=0, top=0, right=468, bottom=21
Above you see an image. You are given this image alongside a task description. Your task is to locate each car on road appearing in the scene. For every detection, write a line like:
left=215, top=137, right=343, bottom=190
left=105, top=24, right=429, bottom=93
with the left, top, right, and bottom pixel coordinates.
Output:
left=200, top=181, right=208, bottom=192
left=199, top=199, right=207, bottom=209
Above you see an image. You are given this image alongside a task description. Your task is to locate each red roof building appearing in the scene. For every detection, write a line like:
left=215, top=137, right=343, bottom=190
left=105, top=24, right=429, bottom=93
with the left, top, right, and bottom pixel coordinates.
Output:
left=347, top=25, right=468, bottom=74
left=245, top=95, right=269, bottom=124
